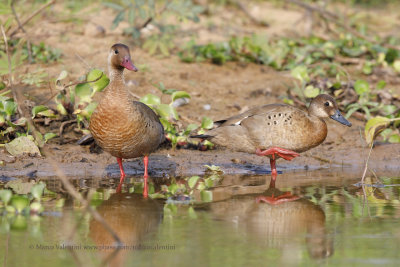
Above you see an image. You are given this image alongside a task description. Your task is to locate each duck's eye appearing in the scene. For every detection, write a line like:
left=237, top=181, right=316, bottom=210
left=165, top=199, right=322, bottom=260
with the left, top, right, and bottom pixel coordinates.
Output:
left=114, top=50, right=119, bottom=55
left=324, top=101, right=330, bottom=107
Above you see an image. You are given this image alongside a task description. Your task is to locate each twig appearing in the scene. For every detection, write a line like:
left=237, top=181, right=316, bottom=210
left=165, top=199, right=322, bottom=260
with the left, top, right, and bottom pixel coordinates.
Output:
left=59, top=119, right=76, bottom=137
left=13, top=84, right=45, bottom=147
left=1, top=25, right=24, bottom=118
left=1, top=26, right=13, bottom=87
left=42, top=146, right=122, bottom=245
left=180, top=114, right=198, bottom=125
left=40, top=73, right=105, bottom=105
left=136, top=0, right=171, bottom=31
left=11, top=0, right=32, bottom=62
left=140, top=17, right=153, bottom=29
left=9, top=0, right=56, bottom=37
left=232, top=0, right=269, bottom=27
left=74, top=52, right=92, bottom=69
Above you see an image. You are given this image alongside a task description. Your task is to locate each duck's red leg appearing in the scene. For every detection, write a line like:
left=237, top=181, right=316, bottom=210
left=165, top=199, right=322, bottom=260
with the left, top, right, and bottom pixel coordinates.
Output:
left=143, top=156, right=149, bottom=198
left=116, top=157, right=125, bottom=193
left=256, top=147, right=299, bottom=176
left=255, top=167, right=300, bottom=205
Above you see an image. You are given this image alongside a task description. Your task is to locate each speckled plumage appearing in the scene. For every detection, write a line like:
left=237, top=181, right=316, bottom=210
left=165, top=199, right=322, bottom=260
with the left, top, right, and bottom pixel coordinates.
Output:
left=197, top=94, right=350, bottom=155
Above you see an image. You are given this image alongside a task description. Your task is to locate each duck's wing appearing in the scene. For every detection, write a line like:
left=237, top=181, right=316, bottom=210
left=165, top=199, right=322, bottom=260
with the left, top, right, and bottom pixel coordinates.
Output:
left=216, top=104, right=287, bottom=126
left=133, top=101, right=165, bottom=143
left=204, top=104, right=310, bottom=152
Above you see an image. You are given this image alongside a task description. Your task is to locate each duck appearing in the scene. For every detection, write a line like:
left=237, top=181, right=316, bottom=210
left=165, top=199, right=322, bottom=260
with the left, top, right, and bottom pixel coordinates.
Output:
left=89, top=43, right=164, bottom=198
left=209, top=181, right=332, bottom=259
left=192, top=94, right=351, bottom=179
left=90, top=193, right=163, bottom=265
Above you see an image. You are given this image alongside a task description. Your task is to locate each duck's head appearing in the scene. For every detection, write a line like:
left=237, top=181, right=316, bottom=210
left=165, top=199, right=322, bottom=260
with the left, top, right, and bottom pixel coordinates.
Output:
left=109, top=43, right=138, bottom=72
left=308, top=94, right=352, bottom=127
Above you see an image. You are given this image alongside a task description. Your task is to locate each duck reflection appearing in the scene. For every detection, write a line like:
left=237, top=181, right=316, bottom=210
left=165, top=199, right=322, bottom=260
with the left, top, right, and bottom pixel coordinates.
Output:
left=89, top=193, right=163, bottom=266
left=210, top=179, right=333, bottom=260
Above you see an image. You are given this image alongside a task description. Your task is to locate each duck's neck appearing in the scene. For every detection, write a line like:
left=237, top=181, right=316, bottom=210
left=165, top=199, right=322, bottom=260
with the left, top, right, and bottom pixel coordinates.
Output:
left=108, top=67, right=125, bottom=84
left=104, top=67, right=127, bottom=96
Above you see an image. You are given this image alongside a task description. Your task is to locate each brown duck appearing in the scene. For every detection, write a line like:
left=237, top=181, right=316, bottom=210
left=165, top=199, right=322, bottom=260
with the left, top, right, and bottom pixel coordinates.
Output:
left=192, top=94, right=351, bottom=180
left=89, top=44, right=164, bottom=197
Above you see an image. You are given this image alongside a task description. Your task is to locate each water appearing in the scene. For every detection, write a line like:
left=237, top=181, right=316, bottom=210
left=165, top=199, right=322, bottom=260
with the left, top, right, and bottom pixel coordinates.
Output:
left=1, top=170, right=400, bottom=267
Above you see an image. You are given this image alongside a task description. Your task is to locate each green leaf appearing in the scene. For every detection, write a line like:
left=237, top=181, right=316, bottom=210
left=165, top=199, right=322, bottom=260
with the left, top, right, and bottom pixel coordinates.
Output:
left=291, top=66, right=309, bottom=82
left=87, top=69, right=109, bottom=93
left=201, top=117, right=214, bottom=129
left=155, top=104, right=179, bottom=120
left=393, top=60, right=400, bottom=73
left=362, top=62, right=373, bottom=75
left=168, top=183, right=178, bottom=195
left=38, top=109, right=56, bottom=118
left=188, top=176, right=200, bottom=189
left=75, top=83, right=92, bottom=103
left=388, top=134, right=400, bottom=143
left=184, top=123, right=198, bottom=135
left=10, top=195, right=30, bottom=213
left=140, top=94, right=161, bottom=105
left=376, top=80, right=386, bottom=90
left=4, top=100, right=16, bottom=116
left=204, top=165, right=223, bottom=173
left=364, top=116, right=391, bottom=144
left=31, top=183, right=45, bottom=201
left=304, top=85, right=319, bottom=98
left=32, top=105, right=48, bottom=118
left=381, top=105, right=397, bottom=116
left=56, top=103, right=68, bottom=115
left=200, top=190, right=213, bottom=202
left=0, top=189, right=12, bottom=205
left=354, top=80, right=370, bottom=96
left=112, top=10, right=125, bottom=29
left=82, top=102, right=98, bottom=119
left=44, top=132, right=57, bottom=142
left=103, top=2, right=124, bottom=11
left=171, top=91, right=191, bottom=102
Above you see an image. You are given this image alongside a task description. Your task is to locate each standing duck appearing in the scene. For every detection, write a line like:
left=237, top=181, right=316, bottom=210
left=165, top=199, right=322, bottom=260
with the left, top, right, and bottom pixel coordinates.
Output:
left=89, top=43, right=164, bottom=197
left=192, top=94, right=351, bottom=180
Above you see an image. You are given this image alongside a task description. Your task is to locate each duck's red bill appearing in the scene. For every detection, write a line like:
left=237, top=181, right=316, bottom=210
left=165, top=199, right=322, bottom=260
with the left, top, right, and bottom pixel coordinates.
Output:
left=121, top=57, right=138, bottom=72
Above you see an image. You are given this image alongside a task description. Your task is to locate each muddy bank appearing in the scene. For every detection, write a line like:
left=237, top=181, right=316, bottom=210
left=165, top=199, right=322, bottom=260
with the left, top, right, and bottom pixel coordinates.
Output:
left=1, top=136, right=399, bottom=181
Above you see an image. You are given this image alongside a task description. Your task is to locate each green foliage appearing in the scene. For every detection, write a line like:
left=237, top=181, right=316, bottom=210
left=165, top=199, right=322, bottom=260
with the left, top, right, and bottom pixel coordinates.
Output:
left=55, top=69, right=109, bottom=129
left=105, top=0, right=204, bottom=56
left=179, top=34, right=400, bottom=75
left=0, top=91, right=27, bottom=142
left=0, top=181, right=47, bottom=216
left=142, top=25, right=176, bottom=56
left=26, top=42, right=62, bottom=63
left=20, top=70, right=48, bottom=87
left=149, top=165, right=223, bottom=202
left=140, top=82, right=198, bottom=148
left=365, top=116, right=400, bottom=145
left=0, top=49, right=26, bottom=75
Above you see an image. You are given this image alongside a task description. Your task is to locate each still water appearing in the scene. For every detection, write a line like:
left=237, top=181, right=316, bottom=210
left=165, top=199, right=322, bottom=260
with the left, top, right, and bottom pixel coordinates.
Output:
left=1, top=170, right=400, bottom=266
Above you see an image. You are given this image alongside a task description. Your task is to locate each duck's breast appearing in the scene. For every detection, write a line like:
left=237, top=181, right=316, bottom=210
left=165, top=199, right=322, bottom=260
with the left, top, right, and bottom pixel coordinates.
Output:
left=90, top=99, right=163, bottom=159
